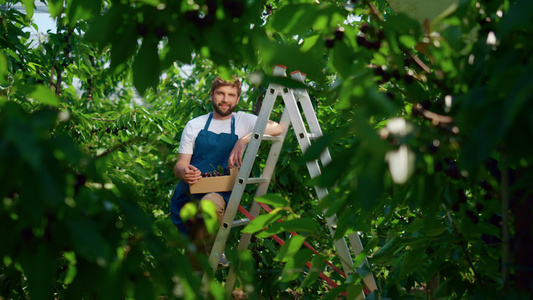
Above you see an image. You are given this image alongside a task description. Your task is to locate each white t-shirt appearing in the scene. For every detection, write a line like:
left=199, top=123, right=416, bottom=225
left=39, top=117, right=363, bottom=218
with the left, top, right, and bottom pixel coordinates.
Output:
left=178, top=111, right=258, bottom=154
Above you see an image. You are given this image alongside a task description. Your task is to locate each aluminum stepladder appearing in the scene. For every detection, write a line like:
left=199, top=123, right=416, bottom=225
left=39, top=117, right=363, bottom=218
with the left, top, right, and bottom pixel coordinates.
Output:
left=203, top=65, right=378, bottom=298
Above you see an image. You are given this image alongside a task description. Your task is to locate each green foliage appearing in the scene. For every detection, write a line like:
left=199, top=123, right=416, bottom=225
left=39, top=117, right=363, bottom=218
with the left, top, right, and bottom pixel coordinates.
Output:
left=1, top=0, right=533, bottom=299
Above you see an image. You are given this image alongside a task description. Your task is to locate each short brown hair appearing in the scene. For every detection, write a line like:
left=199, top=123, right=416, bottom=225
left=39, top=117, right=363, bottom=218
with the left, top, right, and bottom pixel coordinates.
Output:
left=211, top=75, right=242, bottom=97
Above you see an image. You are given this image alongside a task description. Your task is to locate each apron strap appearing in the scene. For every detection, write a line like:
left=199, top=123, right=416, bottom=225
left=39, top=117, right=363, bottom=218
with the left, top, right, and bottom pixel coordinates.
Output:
left=203, top=112, right=214, bottom=131
left=231, top=114, right=235, bottom=135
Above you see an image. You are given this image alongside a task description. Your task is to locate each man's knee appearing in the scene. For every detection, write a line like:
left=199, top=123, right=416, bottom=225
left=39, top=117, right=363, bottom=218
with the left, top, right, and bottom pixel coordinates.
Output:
left=200, top=193, right=226, bottom=220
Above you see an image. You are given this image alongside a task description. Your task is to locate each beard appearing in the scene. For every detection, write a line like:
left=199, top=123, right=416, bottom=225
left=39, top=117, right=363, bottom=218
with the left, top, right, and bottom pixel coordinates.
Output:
left=213, top=102, right=236, bottom=117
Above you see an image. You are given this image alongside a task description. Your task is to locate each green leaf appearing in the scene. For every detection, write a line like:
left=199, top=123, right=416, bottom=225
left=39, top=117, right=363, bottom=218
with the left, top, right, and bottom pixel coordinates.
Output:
left=138, top=0, right=160, bottom=6
left=67, top=0, right=101, bottom=23
left=161, top=31, right=192, bottom=68
left=405, top=218, right=424, bottom=233
left=270, top=4, right=320, bottom=36
left=66, top=217, right=112, bottom=262
left=323, top=285, right=346, bottom=300
left=371, top=236, right=402, bottom=264
left=28, top=85, right=59, bottom=107
left=279, top=218, right=320, bottom=233
left=300, top=254, right=326, bottom=288
left=21, top=0, right=35, bottom=20
left=274, top=234, right=305, bottom=262
left=255, top=193, right=289, bottom=208
left=20, top=245, right=57, bottom=299
left=200, top=200, right=218, bottom=235
left=242, top=212, right=283, bottom=234
left=179, top=202, right=197, bottom=222
left=281, top=248, right=313, bottom=282
left=63, top=251, right=78, bottom=285
left=399, top=35, right=418, bottom=48
left=0, top=51, right=7, bottom=84
left=110, top=21, right=139, bottom=71
left=133, top=38, right=160, bottom=95
left=400, top=247, right=426, bottom=276
left=48, top=0, right=65, bottom=18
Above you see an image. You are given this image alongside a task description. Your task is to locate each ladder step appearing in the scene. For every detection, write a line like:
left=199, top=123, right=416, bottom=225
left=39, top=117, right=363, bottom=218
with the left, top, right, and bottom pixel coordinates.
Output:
left=263, top=134, right=284, bottom=142
left=297, top=132, right=321, bottom=140
left=232, top=218, right=250, bottom=227
left=246, top=177, right=270, bottom=184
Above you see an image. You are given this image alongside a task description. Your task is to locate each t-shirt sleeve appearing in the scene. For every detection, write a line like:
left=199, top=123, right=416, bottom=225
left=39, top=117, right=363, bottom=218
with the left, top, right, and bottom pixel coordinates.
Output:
left=178, top=122, right=195, bottom=154
left=239, top=112, right=258, bottom=138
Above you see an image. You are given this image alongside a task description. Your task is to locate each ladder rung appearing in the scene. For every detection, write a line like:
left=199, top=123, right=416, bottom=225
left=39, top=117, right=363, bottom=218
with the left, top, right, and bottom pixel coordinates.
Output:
left=308, top=133, right=321, bottom=139
left=246, top=177, right=269, bottom=184
left=232, top=218, right=250, bottom=227
left=263, top=134, right=284, bottom=142
left=297, top=132, right=321, bottom=140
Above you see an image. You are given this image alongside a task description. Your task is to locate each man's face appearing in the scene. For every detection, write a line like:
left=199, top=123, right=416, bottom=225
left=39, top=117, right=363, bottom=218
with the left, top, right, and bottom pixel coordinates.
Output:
left=211, top=85, right=240, bottom=119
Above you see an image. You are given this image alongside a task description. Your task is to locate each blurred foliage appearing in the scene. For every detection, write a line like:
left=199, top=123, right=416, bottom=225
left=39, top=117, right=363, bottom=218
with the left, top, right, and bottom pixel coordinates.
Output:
left=1, top=0, right=532, bottom=299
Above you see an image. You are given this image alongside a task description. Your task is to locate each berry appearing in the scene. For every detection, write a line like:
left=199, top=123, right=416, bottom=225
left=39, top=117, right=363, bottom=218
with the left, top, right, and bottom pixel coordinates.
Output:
left=466, top=210, right=479, bottom=224
left=325, top=37, right=335, bottom=48
left=137, top=23, right=148, bottom=37
left=365, top=40, right=381, bottom=50
left=392, top=69, right=401, bottom=80
left=185, top=11, right=199, bottom=22
left=223, top=0, right=245, bottom=18
left=360, top=23, right=371, bottom=34
left=377, top=30, right=385, bottom=41
left=428, top=141, right=439, bottom=153
left=444, top=159, right=460, bottom=179
left=480, top=180, right=492, bottom=191
left=356, top=35, right=366, bottom=46
left=404, top=73, right=414, bottom=85
left=380, top=71, right=390, bottom=82
left=420, top=99, right=431, bottom=110
left=334, top=27, right=345, bottom=40
left=458, top=189, right=467, bottom=203
left=22, top=227, right=34, bottom=241
left=373, top=66, right=384, bottom=76
left=434, top=161, right=443, bottom=172
left=154, top=26, right=166, bottom=39
left=452, top=202, right=460, bottom=212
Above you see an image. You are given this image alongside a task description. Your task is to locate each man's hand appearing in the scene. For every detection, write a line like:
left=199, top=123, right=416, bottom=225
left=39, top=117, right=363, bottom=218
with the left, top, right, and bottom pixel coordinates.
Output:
left=228, top=138, right=248, bottom=168
left=174, top=154, right=202, bottom=184
left=228, top=120, right=283, bottom=169
left=183, top=165, right=202, bottom=184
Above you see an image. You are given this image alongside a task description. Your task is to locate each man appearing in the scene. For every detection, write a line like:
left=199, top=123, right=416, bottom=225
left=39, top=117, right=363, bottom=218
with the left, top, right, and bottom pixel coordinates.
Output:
left=171, top=75, right=283, bottom=258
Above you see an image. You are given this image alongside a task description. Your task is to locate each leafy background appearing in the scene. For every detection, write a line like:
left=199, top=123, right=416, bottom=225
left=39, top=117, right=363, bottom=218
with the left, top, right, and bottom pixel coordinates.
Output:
left=1, top=0, right=532, bottom=299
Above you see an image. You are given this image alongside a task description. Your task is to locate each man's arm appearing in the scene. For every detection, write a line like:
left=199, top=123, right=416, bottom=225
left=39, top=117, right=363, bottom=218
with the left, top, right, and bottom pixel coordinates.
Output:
left=228, top=120, right=283, bottom=168
left=265, top=120, right=283, bottom=137
left=174, top=153, right=202, bottom=184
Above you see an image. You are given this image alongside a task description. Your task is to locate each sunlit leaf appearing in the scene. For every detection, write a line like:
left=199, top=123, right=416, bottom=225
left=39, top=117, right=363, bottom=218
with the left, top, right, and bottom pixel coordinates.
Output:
left=29, top=85, right=59, bottom=107
left=255, top=193, right=289, bottom=208
left=274, top=234, right=305, bottom=262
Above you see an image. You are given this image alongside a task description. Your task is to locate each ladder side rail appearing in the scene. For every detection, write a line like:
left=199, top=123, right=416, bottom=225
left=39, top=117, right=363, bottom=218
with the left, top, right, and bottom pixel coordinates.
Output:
left=205, top=84, right=280, bottom=273
left=292, top=73, right=375, bottom=297
left=290, top=72, right=333, bottom=168
left=253, top=107, right=291, bottom=198
left=224, top=108, right=292, bottom=292
left=281, top=89, right=356, bottom=276
left=347, top=233, right=379, bottom=293
left=296, top=92, right=333, bottom=168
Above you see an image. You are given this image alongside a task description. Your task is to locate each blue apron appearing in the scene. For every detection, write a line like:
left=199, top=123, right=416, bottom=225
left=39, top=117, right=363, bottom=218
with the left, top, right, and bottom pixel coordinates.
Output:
left=170, top=113, right=238, bottom=234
